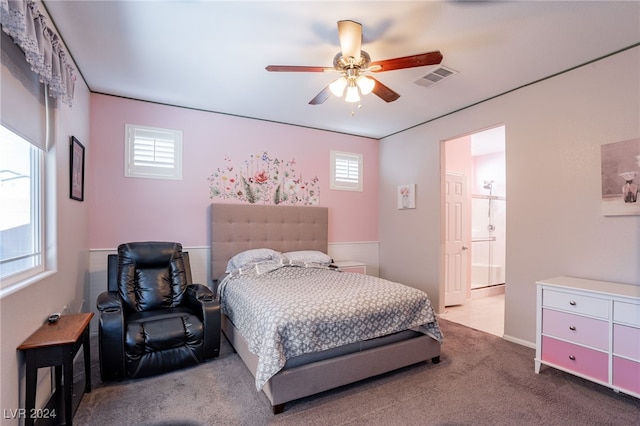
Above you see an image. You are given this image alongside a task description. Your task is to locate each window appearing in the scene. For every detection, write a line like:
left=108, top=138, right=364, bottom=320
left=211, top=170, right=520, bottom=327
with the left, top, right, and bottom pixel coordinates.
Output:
left=0, top=125, right=44, bottom=288
left=330, top=150, right=363, bottom=191
left=125, top=124, right=183, bottom=180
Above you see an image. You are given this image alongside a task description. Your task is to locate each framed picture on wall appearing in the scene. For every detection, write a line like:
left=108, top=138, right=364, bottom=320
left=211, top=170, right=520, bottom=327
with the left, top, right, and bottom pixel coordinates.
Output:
left=398, top=184, right=416, bottom=209
left=600, top=138, right=640, bottom=216
left=70, top=136, right=85, bottom=201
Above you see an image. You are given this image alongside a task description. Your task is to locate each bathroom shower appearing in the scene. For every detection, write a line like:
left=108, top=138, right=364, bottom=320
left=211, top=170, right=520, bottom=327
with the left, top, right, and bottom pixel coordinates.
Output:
left=483, top=180, right=495, bottom=232
left=471, top=179, right=505, bottom=289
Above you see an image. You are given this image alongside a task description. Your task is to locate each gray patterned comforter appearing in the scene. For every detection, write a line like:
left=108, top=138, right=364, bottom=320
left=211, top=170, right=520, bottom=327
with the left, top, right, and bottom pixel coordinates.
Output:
left=218, top=263, right=443, bottom=390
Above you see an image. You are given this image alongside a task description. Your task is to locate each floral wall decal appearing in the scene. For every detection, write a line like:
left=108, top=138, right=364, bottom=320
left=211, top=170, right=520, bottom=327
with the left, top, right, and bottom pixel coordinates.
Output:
left=208, top=152, right=320, bottom=205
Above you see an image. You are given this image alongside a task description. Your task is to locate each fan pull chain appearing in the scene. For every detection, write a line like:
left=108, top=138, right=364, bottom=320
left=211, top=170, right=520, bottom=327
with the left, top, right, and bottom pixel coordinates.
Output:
left=350, top=102, right=362, bottom=116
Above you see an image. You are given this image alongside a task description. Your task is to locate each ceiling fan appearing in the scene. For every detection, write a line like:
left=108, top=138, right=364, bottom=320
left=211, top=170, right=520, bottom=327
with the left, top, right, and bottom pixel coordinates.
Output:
left=265, top=20, right=443, bottom=105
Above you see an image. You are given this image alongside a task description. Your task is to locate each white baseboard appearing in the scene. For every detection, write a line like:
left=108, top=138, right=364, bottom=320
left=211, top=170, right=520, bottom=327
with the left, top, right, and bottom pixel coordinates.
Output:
left=502, top=334, right=536, bottom=349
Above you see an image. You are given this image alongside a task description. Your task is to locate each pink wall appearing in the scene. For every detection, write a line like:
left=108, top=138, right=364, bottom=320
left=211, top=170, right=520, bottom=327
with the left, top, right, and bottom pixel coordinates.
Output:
left=88, top=94, right=379, bottom=248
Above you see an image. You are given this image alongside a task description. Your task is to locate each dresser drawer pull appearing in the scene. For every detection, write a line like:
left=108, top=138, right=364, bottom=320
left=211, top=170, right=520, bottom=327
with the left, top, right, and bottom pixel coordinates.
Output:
left=569, top=325, right=576, bottom=331
left=569, top=355, right=576, bottom=361
left=569, top=301, right=577, bottom=306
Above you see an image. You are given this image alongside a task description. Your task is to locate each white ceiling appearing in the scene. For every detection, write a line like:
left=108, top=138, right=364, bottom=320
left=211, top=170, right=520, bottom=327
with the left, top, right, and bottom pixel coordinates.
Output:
left=43, top=1, right=640, bottom=139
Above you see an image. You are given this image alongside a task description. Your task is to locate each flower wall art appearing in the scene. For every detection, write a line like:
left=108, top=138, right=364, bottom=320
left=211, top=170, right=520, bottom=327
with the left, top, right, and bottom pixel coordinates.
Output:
left=397, top=184, right=415, bottom=209
left=208, top=152, right=320, bottom=205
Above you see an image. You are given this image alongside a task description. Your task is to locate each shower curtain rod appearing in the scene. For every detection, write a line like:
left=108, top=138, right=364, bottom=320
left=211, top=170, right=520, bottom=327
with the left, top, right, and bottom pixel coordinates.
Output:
left=472, top=236, right=497, bottom=243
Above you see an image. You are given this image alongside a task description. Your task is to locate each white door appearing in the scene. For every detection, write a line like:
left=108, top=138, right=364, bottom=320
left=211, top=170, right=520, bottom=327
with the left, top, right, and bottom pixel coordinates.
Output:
left=444, top=173, right=469, bottom=306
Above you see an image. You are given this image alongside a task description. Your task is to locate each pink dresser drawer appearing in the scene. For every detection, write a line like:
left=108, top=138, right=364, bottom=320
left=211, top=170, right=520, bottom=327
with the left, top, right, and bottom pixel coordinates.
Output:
left=542, top=309, right=608, bottom=350
left=541, top=336, right=608, bottom=382
left=613, top=324, right=640, bottom=361
left=613, top=356, right=640, bottom=395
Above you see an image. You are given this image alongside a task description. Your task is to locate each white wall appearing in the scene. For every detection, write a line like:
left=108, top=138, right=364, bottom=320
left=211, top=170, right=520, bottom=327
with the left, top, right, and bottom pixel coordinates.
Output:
left=0, top=46, right=91, bottom=426
left=379, top=46, right=640, bottom=345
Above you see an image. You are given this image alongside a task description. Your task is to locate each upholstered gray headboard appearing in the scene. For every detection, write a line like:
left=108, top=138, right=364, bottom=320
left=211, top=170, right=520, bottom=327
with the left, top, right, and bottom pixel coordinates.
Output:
left=210, top=203, right=328, bottom=282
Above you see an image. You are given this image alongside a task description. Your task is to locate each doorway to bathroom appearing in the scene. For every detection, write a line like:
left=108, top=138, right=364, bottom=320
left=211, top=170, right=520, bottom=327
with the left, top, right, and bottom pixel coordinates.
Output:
left=441, top=125, right=505, bottom=336
left=471, top=131, right=506, bottom=293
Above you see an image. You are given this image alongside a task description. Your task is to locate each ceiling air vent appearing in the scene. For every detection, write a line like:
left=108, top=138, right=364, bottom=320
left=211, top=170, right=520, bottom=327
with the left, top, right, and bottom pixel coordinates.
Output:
left=414, top=65, right=457, bottom=88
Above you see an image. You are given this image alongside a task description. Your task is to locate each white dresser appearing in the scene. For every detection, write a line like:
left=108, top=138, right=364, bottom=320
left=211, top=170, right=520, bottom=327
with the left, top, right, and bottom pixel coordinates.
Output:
left=535, top=276, right=640, bottom=398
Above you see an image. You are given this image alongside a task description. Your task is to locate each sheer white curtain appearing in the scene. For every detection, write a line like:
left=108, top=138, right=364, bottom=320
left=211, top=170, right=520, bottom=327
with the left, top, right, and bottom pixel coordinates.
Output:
left=0, top=0, right=75, bottom=106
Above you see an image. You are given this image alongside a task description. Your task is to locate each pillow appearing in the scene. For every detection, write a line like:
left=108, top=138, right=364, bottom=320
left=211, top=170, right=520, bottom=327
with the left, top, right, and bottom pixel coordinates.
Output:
left=284, top=250, right=332, bottom=267
left=252, top=259, right=285, bottom=275
left=226, top=248, right=282, bottom=273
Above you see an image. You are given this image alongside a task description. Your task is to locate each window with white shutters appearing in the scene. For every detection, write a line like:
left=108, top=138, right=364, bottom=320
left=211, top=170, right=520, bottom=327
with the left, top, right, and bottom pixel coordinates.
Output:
left=330, top=151, right=363, bottom=191
left=125, top=124, right=182, bottom=180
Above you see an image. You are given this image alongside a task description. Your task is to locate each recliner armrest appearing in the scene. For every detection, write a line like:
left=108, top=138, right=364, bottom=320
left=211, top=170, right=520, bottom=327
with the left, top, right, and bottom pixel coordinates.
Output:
left=186, top=283, right=215, bottom=302
left=97, top=290, right=123, bottom=312
left=96, top=291, right=126, bottom=381
left=186, top=284, right=221, bottom=359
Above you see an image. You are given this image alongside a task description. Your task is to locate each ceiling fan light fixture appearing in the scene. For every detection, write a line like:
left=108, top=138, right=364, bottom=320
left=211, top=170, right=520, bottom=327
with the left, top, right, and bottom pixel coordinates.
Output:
left=329, top=77, right=348, bottom=97
left=345, top=83, right=360, bottom=103
left=266, top=21, right=442, bottom=107
left=356, top=75, right=375, bottom=95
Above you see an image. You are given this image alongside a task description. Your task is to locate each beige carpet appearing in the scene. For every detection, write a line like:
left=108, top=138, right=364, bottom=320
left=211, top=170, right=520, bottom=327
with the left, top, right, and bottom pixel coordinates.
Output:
left=73, top=319, right=640, bottom=425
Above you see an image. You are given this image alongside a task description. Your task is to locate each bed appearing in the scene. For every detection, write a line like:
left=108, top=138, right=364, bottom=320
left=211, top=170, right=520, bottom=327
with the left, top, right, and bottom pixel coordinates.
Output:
left=210, top=203, right=442, bottom=414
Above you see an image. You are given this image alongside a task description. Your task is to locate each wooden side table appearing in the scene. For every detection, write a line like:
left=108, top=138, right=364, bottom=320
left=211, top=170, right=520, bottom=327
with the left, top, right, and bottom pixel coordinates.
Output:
left=17, top=313, right=93, bottom=426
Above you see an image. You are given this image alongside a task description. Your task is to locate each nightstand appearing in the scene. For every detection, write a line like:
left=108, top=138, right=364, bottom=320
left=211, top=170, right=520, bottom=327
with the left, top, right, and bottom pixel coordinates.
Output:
left=17, top=313, right=93, bottom=425
left=333, top=260, right=367, bottom=275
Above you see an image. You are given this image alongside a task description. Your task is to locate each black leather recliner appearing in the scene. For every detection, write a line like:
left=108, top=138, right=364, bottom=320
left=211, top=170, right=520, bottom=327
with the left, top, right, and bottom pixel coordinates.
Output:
left=96, top=242, right=220, bottom=381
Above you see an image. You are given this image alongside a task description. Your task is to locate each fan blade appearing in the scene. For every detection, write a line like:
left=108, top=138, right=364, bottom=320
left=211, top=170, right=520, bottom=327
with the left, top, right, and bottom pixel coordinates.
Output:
left=266, top=65, right=331, bottom=72
left=369, top=77, right=400, bottom=102
left=309, top=85, right=332, bottom=105
left=370, top=51, right=443, bottom=72
left=337, top=20, right=362, bottom=62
